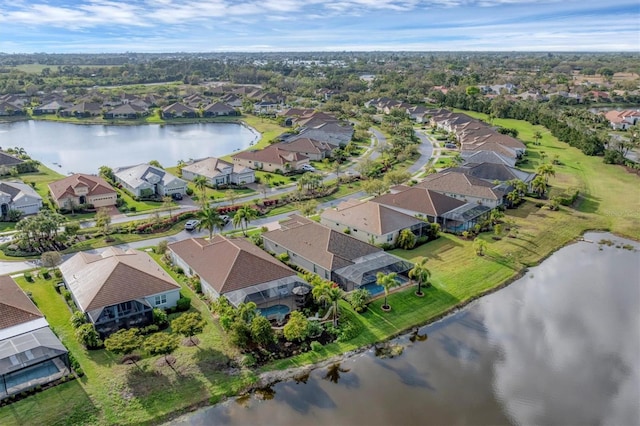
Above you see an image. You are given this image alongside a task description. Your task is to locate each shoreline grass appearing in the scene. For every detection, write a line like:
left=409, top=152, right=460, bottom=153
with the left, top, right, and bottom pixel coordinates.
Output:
left=1, top=111, right=638, bottom=425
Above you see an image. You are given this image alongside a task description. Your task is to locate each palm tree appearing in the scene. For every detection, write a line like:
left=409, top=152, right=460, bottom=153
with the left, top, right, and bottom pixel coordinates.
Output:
left=533, top=130, right=542, bottom=145
left=531, top=175, right=548, bottom=198
left=537, top=163, right=556, bottom=184
left=192, top=176, right=208, bottom=208
left=408, top=257, right=431, bottom=297
left=376, top=272, right=400, bottom=311
left=233, top=204, right=258, bottom=236
left=312, top=281, right=331, bottom=308
left=196, top=206, right=225, bottom=240
left=327, top=285, right=343, bottom=327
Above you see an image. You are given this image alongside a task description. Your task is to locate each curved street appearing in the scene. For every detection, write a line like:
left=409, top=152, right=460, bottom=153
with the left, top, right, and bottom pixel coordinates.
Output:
left=1, top=126, right=437, bottom=275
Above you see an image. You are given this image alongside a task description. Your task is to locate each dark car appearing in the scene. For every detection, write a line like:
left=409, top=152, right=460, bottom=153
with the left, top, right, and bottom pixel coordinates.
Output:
left=171, top=192, right=183, bottom=201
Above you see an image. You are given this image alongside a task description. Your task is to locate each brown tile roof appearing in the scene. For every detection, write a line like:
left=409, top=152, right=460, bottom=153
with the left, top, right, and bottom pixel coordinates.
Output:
left=275, top=138, right=333, bottom=156
left=372, top=187, right=465, bottom=217
left=321, top=199, right=422, bottom=235
left=416, top=171, right=503, bottom=200
left=60, top=247, right=180, bottom=312
left=182, top=157, right=233, bottom=179
left=263, top=215, right=381, bottom=271
left=232, top=144, right=308, bottom=165
left=0, top=275, right=43, bottom=330
left=169, top=235, right=296, bottom=294
left=48, top=173, right=116, bottom=201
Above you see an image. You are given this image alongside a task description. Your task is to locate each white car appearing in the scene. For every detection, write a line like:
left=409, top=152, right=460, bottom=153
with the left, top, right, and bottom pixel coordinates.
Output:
left=184, top=219, right=200, bottom=231
left=301, top=164, right=316, bottom=172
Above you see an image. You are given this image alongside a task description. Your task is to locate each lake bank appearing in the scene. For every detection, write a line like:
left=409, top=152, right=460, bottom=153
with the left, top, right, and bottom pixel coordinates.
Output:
left=171, top=232, right=640, bottom=425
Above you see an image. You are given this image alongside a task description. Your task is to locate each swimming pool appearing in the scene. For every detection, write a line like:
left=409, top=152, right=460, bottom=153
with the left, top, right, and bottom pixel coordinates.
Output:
left=360, top=283, right=385, bottom=296
left=258, top=304, right=290, bottom=318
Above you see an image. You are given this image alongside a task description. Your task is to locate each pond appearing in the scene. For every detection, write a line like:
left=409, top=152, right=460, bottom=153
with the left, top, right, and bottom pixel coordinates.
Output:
left=171, top=232, right=640, bottom=425
left=0, top=120, right=260, bottom=175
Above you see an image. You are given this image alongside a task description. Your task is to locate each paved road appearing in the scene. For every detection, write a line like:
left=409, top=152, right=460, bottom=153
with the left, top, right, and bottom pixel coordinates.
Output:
left=1, top=126, right=431, bottom=275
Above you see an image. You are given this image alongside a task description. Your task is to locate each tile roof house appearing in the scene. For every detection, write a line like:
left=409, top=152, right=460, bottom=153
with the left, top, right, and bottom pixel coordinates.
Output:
left=104, top=103, right=148, bottom=119
left=162, top=102, right=197, bottom=118
left=0, top=181, right=43, bottom=218
left=287, top=122, right=354, bottom=147
left=59, top=102, right=102, bottom=118
left=232, top=145, right=310, bottom=173
left=60, top=247, right=181, bottom=336
left=32, top=100, right=72, bottom=115
left=49, top=173, right=117, bottom=210
left=0, top=101, right=24, bottom=116
left=113, top=164, right=187, bottom=199
left=262, top=215, right=413, bottom=292
left=202, top=102, right=239, bottom=117
left=181, top=157, right=255, bottom=186
left=0, top=276, right=70, bottom=398
left=416, top=171, right=506, bottom=208
left=446, top=162, right=536, bottom=186
left=604, top=110, right=640, bottom=130
left=274, top=137, right=335, bottom=161
left=461, top=150, right=517, bottom=168
left=169, top=236, right=310, bottom=314
left=320, top=199, right=432, bottom=246
left=0, top=151, right=24, bottom=170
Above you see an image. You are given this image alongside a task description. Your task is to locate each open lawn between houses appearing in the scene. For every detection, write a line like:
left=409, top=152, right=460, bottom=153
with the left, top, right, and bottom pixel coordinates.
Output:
left=1, top=113, right=639, bottom=425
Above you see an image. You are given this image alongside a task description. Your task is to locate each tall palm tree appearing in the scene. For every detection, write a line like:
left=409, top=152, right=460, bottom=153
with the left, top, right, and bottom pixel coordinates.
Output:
left=533, top=130, right=542, bottom=145
left=196, top=206, right=225, bottom=240
left=327, top=285, right=343, bottom=327
left=408, top=257, right=431, bottom=297
left=192, top=176, right=208, bottom=208
left=312, top=281, right=331, bottom=308
left=531, top=175, right=548, bottom=198
left=376, top=272, right=400, bottom=311
left=537, top=163, right=556, bottom=184
left=233, top=204, right=258, bottom=236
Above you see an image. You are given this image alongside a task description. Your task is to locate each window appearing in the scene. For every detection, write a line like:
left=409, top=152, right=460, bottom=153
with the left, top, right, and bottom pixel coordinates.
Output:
left=154, top=294, right=167, bottom=305
left=387, top=234, right=393, bottom=242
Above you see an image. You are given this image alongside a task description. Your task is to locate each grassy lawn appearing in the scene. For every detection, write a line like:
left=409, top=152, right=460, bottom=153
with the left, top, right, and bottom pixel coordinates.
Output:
left=0, top=257, right=255, bottom=426
left=1, top=111, right=638, bottom=424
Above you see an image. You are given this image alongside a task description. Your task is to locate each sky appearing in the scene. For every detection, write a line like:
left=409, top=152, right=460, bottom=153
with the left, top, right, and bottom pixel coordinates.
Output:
left=0, top=0, right=638, bottom=53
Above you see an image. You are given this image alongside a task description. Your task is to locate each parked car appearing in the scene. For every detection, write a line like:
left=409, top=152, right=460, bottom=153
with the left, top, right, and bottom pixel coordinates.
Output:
left=220, top=215, right=230, bottom=225
left=184, top=219, right=200, bottom=231
left=301, top=164, right=316, bottom=171
left=171, top=192, right=183, bottom=201
left=444, top=143, right=458, bottom=149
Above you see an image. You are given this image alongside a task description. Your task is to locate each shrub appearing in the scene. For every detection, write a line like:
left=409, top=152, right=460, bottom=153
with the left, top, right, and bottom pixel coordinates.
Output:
left=141, top=324, right=159, bottom=335
left=307, top=320, right=323, bottom=338
left=24, top=272, right=33, bottom=282
left=283, top=311, right=309, bottom=342
left=173, top=266, right=184, bottom=275
left=62, top=290, right=73, bottom=303
left=75, top=324, right=103, bottom=349
left=310, top=341, right=323, bottom=352
left=343, top=228, right=351, bottom=234
left=176, top=296, right=191, bottom=312
left=54, top=269, right=62, bottom=279
left=40, top=268, right=51, bottom=280
left=70, top=311, right=87, bottom=328
left=152, top=308, right=169, bottom=327
left=185, top=187, right=194, bottom=196
left=240, top=354, right=256, bottom=368
left=276, top=252, right=290, bottom=262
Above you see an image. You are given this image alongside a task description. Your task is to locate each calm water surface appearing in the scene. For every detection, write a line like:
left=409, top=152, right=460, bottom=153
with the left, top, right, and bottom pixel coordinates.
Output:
left=0, top=120, right=259, bottom=174
left=173, top=233, right=640, bottom=426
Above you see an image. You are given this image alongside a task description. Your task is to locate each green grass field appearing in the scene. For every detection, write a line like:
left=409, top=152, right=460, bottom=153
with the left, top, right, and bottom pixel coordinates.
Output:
left=1, top=110, right=638, bottom=425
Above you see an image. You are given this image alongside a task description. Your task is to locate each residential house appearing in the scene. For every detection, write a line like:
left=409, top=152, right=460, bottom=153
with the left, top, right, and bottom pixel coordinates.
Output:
left=232, top=145, right=310, bottom=173
left=183, top=93, right=209, bottom=108
left=372, top=186, right=491, bottom=233
left=181, top=157, right=255, bottom=186
left=0, top=275, right=70, bottom=399
left=0, top=181, right=43, bottom=218
left=288, top=122, right=354, bottom=147
left=114, top=164, right=187, bottom=199
left=262, top=215, right=413, bottom=292
left=202, top=102, right=238, bottom=117
left=59, top=102, right=102, bottom=118
left=253, top=100, right=282, bottom=115
left=48, top=174, right=117, bottom=210
left=60, top=247, right=181, bottom=336
left=416, top=171, right=506, bottom=208
left=169, top=236, right=311, bottom=316
left=162, top=102, right=197, bottom=119
left=447, top=162, right=536, bottom=185
left=0, top=151, right=24, bottom=172
left=460, top=150, right=517, bottom=168
left=104, top=103, right=148, bottom=119
left=321, top=199, right=432, bottom=246
left=274, top=138, right=335, bottom=161
left=220, top=94, right=243, bottom=108
left=0, top=101, right=24, bottom=116
left=604, top=110, right=640, bottom=130
left=32, top=100, right=72, bottom=115
left=407, top=105, right=430, bottom=123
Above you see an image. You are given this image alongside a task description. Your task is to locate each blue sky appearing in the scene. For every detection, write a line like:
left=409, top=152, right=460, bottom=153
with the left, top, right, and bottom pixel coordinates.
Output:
left=0, top=0, right=638, bottom=52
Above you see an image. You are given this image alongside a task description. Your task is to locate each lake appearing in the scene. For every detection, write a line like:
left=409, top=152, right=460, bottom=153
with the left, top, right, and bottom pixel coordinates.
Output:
left=0, top=120, right=260, bottom=175
left=172, top=232, right=640, bottom=426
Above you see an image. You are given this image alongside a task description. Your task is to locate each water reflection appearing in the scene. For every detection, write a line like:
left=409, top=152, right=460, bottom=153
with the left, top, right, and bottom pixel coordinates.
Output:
left=0, top=121, right=258, bottom=174
left=171, top=233, right=640, bottom=426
